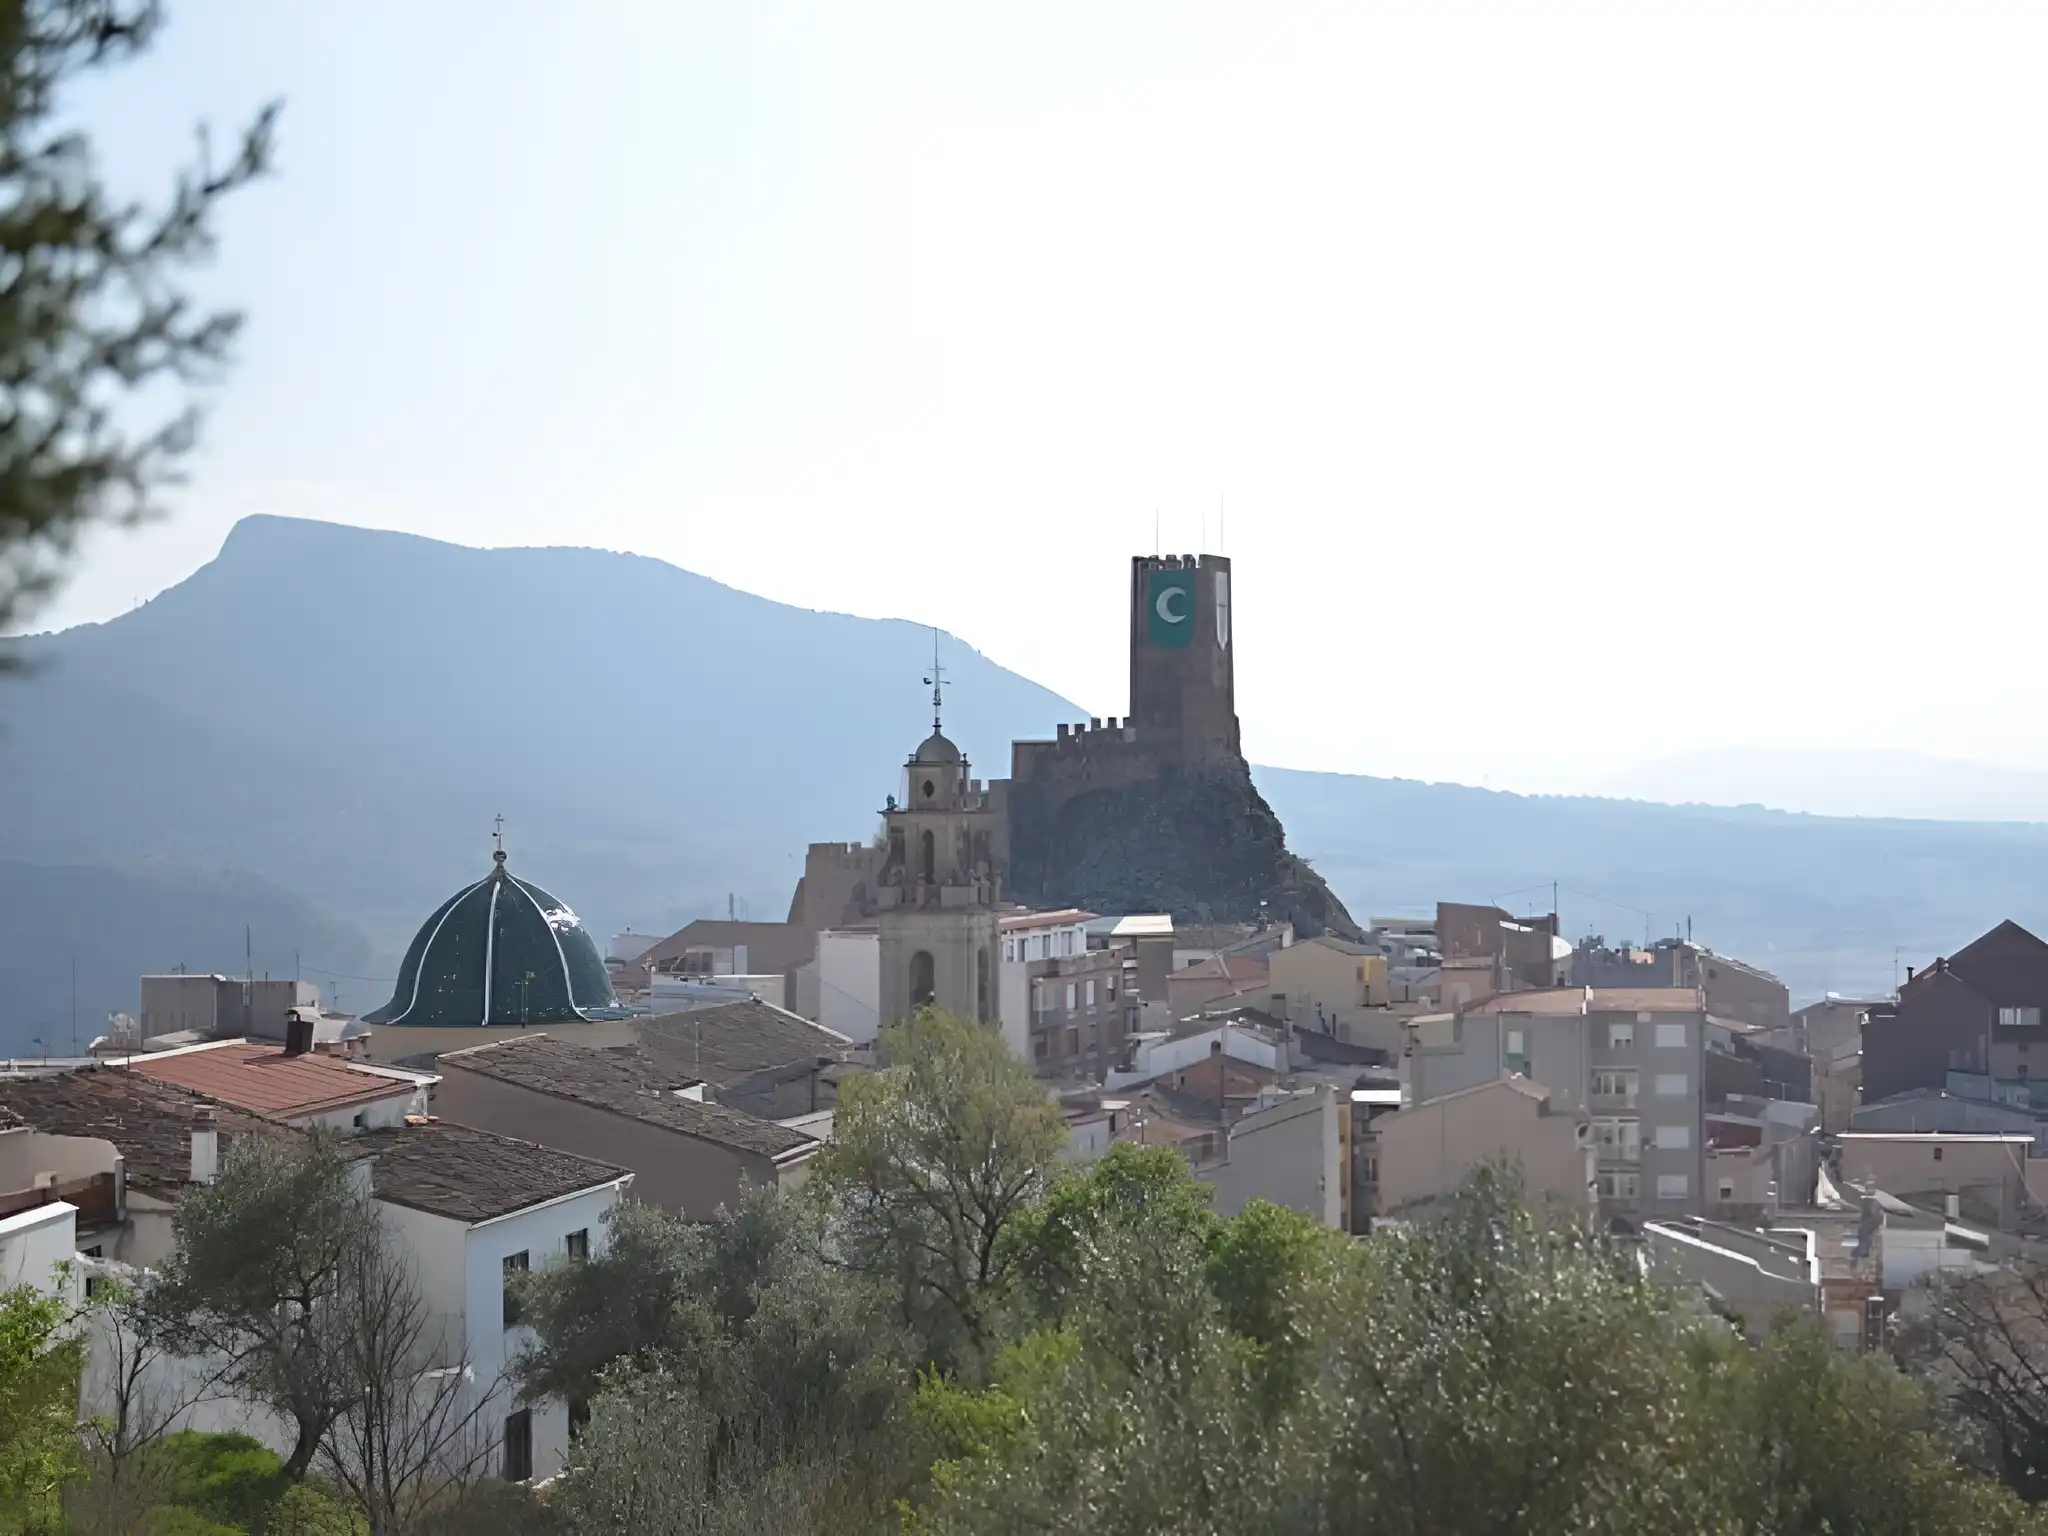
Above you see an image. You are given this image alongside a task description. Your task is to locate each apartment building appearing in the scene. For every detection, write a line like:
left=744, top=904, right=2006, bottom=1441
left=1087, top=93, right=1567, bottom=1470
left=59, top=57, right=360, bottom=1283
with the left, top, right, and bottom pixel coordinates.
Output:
left=998, top=913, right=1133, bottom=1081
left=1411, top=986, right=1710, bottom=1224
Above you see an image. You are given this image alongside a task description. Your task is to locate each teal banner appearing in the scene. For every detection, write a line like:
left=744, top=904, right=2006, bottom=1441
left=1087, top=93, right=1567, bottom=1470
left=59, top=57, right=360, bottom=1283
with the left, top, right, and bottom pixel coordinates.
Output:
left=1146, top=568, right=1196, bottom=647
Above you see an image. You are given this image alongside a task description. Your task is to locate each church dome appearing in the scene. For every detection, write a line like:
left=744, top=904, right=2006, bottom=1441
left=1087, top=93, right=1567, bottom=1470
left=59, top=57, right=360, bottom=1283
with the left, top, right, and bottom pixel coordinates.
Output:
left=364, top=851, right=627, bottom=1028
left=913, top=730, right=963, bottom=765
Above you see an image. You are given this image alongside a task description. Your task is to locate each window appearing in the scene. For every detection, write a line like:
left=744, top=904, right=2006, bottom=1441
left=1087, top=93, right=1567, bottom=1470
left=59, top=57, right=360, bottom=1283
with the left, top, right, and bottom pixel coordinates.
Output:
left=352, top=1111, right=367, bottom=1130
left=1592, top=1118, right=1639, bottom=1161
left=1933, top=1145, right=1944, bottom=1162
left=1504, top=1028, right=1528, bottom=1074
left=503, top=1409, right=533, bottom=1482
left=1597, top=1171, right=1639, bottom=1200
left=1654, top=1023, right=1688, bottom=1049
left=1653, top=1123, right=1691, bottom=1150
left=568, top=1397, right=591, bottom=1443
left=1654, top=1072, right=1689, bottom=1098
left=2000, top=1007, right=2043, bottom=1028
left=910, top=951, right=935, bottom=1010
left=1655, top=1173, right=1690, bottom=1201
left=1607, top=1023, right=1635, bottom=1050
left=1717, top=1178, right=1736, bottom=1201
left=502, top=1251, right=529, bottom=1329
left=1033, top=1033, right=1048, bottom=1060
left=565, top=1229, right=589, bottom=1262
left=1085, top=1022, right=1098, bottom=1051
left=919, top=829, right=935, bottom=882
left=1107, top=974, right=1118, bottom=1001
left=1591, top=1069, right=1637, bottom=1105
left=1065, top=1028, right=1080, bottom=1057
left=1085, top=979, right=1097, bottom=1008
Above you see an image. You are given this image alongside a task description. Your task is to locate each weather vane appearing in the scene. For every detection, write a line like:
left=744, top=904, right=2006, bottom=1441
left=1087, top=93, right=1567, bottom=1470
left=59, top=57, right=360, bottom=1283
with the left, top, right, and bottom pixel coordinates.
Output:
left=492, top=812, right=506, bottom=863
left=923, top=627, right=948, bottom=734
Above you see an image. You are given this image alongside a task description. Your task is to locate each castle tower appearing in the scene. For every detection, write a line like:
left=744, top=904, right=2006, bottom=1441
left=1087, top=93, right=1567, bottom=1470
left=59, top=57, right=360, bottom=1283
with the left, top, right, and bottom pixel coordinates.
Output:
left=875, top=658, right=1003, bottom=1027
left=1128, top=554, right=1238, bottom=764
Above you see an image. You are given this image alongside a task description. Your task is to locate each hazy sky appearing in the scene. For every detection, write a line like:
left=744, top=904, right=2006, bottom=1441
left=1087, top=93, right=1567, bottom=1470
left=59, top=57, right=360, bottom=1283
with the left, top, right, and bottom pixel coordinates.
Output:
left=41, top=2, right=2048, bottom=793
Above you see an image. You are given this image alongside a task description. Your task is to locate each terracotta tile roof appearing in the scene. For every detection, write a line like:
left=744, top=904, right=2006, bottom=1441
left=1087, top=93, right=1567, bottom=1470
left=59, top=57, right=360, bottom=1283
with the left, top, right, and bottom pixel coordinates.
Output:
left=633, top=1001, right=853, bottom=1090
left=128, top=1042, right=413, bottom=1119
left=0, top=1068, right=294, bottom=1195
left=437, top=1033, right=818, bottom=1160
left=358, top=1120, right=628, bottom=1223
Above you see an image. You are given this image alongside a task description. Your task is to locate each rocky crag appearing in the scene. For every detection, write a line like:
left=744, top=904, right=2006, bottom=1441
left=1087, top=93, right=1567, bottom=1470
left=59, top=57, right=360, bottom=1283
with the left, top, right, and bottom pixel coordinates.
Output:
left=1005, top=756, right=1361, bottom=940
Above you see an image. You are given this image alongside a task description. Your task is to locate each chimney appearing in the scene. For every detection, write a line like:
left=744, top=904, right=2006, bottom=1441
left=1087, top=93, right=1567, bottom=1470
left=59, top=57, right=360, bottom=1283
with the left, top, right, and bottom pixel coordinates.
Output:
left=190, top=1111, right=218, bottom=1185
left=284, top=1010, right=314, bottom=1057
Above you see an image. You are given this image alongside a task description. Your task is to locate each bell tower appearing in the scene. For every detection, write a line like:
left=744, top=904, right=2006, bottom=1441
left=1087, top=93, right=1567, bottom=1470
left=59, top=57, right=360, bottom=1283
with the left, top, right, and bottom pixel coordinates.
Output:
left=876, top=639, right=1003, bottom=1028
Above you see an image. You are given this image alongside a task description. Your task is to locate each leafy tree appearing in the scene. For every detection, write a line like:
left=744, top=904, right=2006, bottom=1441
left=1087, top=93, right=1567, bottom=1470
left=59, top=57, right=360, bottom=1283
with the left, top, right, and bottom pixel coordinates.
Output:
left=516, top=1190, right=905, bottom=1457
left=1304, top=1167, right=1716, bottom=1535
left=0, top=1281, right=84, bottom=1531
left=153, top=1135, right=374, bottom=1480
left=515, top=1189, right=911, bottom=1526
left=1692, top=1321, right=2043, bottom=1535
left=1008, top=1141, right=1218, bottom=1324
left=0, top=0, right=275, bottom=639
left=906, top=1210, right=1287, bottom=1536
left=547, top=1362, right=832, bottom=1536
left=812, top=1007, right=1063, bottom=1370
left=1909, top=1257, right=2048, bottom=1502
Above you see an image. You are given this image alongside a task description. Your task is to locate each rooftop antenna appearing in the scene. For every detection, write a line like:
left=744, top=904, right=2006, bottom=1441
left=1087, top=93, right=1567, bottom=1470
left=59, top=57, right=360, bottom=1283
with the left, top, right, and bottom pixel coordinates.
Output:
left=923, top=627, right=948, bottom=735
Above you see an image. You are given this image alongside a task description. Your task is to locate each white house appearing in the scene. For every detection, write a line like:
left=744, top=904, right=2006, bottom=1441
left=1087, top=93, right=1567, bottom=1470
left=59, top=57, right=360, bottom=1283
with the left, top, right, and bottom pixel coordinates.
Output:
left=361, top=1122, right=632, bottom=1485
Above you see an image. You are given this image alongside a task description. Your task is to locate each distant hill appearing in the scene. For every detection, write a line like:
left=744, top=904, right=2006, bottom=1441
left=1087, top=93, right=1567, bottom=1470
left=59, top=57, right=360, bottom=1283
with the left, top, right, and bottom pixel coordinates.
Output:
left=0, top=516, right=1084, bottom=1044
left=1258, top=768, right=2048, bottom=1003
left=0, top=860, right=376, bottom=1052
left=2, top=514, right=2045, bottom=1049
left=1602, top=746, right=2048, bottom=823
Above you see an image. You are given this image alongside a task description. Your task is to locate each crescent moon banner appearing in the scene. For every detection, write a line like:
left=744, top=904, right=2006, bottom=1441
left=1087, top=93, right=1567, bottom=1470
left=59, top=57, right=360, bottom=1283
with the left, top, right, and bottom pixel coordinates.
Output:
left=1145, top=569, right=1196, bottom=647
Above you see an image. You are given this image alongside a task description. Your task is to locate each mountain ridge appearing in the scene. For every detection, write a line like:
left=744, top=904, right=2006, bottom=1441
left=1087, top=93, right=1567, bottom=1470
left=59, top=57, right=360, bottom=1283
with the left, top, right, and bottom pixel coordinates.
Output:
left=3, top=514, right=2045, bottom=1046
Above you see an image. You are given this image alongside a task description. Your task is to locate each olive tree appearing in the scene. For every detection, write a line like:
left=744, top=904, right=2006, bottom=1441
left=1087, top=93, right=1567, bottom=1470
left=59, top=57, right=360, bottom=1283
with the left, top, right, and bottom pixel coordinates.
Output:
left=811, top=1007, right=1063, bottom=1370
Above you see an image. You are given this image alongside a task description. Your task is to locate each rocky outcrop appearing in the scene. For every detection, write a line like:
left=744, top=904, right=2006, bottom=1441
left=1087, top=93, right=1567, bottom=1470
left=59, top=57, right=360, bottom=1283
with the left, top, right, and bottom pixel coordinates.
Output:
left=1006, top=757, right=1361, bottom=940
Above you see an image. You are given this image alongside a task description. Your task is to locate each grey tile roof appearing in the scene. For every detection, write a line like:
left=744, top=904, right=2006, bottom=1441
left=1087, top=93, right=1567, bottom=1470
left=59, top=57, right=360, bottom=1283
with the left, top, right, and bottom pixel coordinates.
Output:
left=633, top=1000, right=852, bottom=1089
left=437, top=1033, right=819, bottom=1160
left=358, top=1120, right=627, bottom=1223
left=0, top=1068, right=294, bottom=1195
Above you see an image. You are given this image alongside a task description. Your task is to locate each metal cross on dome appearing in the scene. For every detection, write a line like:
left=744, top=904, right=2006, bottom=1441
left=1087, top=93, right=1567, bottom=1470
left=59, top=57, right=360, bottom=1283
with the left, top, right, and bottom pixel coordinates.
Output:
left=923, top=627, right=948, bottom=735
left=493, top=813, right=505, bottom=858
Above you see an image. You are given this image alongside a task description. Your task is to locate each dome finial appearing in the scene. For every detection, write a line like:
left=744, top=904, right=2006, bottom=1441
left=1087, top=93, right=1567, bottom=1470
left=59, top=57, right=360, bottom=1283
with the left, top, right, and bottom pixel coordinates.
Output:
left=923, top=627, right=948, bottom=736
left=492, top=812, right=507, bottom=868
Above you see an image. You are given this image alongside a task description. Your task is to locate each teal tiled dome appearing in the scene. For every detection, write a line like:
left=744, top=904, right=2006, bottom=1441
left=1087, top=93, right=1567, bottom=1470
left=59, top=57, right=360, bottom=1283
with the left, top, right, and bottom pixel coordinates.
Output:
left=364, top=851, right=628, bottom=1028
